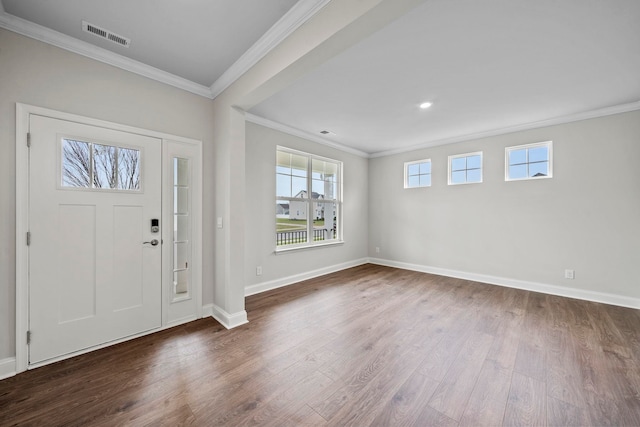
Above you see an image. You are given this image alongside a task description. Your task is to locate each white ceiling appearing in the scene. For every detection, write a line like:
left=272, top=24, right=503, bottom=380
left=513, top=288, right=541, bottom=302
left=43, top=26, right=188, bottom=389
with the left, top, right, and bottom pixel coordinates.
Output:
left=250, top=0, right=640, bottom=155
left=2, top=0, right=639, bottom=156
left=1, top=0, right=299, bottom=87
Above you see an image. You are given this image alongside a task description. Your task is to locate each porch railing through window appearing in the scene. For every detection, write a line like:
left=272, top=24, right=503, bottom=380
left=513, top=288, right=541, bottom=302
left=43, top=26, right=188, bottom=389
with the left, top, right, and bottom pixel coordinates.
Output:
left=276, top=229, right=329, bottom=246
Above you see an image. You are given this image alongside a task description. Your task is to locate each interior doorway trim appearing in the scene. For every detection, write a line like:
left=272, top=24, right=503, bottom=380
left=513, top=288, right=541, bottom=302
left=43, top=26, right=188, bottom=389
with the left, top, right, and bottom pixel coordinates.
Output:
left=15, top=103, right=203, bottom=373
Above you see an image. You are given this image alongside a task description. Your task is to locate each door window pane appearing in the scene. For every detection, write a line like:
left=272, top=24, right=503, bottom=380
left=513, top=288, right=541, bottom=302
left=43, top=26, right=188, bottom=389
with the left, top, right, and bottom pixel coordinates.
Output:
left=117, top=148, right=140, bottom=190
left=62, top=139, right=91, bottom=188
left=93, top=144, right=117, bottom=189
left=61, top=138, right=140, bottom=191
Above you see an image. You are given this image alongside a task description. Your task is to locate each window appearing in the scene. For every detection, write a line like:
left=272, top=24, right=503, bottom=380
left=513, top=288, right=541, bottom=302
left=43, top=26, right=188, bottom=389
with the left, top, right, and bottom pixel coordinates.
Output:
left=61, top=138, right=140, bottom=190
left=404, top=159, right=431, bottom=188
left=276, top=147, right=342, bottom=249
left=172, top=157, right=191, bottom=301
left=448, top=152, right=482, bottom=185
left=505, top=141, right=552, bottom=181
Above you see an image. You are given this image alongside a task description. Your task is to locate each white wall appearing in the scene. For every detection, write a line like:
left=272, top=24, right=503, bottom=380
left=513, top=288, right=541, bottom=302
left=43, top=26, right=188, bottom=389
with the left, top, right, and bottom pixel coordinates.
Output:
left=2, top=0, right=638, bottom=364
left=0, top=28, right=216, bottom=360
left=209, top=0, right=424, bottom=322
left=1, top=0, right=422, bottom=358
left=244, top=122, right=368, bottom=293
left=368, top=110, right=640, bottom=302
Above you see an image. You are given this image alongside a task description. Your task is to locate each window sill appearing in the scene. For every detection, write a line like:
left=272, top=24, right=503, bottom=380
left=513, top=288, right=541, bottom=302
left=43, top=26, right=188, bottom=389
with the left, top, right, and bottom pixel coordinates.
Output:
left=275, top=240, right=344, bottom=254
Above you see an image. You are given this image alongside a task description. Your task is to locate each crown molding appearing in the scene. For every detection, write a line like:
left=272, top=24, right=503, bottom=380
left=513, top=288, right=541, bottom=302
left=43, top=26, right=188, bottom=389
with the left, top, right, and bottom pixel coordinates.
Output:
left=370, top=101, right=640, bottom=158
left=245, top=113, right=370, bottom=158
left=209, top=0, right=331, bottom=99
left=0, top=11, right=214, bottom=98
left=0, top=0, right=330, bottom=100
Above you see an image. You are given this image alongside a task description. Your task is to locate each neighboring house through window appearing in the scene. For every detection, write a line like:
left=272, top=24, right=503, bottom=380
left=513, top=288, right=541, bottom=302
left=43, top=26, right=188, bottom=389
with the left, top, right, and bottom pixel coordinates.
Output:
left=276, top=147, right=342, bottom=249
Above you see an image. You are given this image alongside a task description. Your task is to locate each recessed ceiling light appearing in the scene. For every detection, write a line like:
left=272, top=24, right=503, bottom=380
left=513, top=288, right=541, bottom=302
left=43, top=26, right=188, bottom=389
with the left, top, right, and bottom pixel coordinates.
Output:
left=420, top=102, right=432, bottom=109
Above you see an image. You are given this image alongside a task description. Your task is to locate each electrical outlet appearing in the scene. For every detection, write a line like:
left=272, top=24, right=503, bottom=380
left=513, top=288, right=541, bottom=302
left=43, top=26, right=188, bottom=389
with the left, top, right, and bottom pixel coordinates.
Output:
left=564, top=269, right=575, bottom=279
left=375, top=247, right=380, bottom=253
left=256, top=266, right=262, bottom=276
left=217, top=217, right=223, bottom=229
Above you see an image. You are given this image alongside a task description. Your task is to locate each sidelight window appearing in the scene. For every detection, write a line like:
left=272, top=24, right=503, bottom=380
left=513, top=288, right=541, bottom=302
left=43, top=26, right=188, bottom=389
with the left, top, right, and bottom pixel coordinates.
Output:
left=172, top=157, right=191, bottom=300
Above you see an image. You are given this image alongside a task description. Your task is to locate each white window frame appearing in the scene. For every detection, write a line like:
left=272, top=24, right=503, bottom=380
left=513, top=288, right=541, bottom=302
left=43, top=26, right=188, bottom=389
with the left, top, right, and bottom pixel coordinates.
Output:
left=448, top=151, right=483, bottom=185
left=505, top=141, right=553, bottom=181
left=404, top=159, right=432, bottom=188
left=276, top=146, right=343, bottom=252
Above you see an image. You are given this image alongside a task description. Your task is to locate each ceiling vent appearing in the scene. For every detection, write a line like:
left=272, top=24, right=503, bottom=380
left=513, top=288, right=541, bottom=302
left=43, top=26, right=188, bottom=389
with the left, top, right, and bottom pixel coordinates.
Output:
left=82, top=20, right=130, bottom=48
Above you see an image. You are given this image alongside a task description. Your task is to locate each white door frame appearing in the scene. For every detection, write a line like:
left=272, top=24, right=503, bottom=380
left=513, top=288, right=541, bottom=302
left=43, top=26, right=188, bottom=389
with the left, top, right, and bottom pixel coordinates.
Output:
left=15, top=103, right=203, bottom=373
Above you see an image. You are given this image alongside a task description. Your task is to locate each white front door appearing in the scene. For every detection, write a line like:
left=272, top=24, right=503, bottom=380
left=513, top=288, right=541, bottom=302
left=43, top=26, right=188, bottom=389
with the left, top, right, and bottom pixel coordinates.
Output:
left=28, top=114, right=162, bottom=365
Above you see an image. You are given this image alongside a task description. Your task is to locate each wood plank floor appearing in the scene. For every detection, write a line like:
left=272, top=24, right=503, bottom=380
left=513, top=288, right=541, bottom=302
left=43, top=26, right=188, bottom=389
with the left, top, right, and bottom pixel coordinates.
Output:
left=2, top=264, right=640, bottom=426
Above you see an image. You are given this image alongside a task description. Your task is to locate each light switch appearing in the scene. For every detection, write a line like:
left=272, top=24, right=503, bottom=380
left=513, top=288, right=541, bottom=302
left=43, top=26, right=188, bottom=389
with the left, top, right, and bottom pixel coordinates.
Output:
left=217, top=217, right=223, bottom=229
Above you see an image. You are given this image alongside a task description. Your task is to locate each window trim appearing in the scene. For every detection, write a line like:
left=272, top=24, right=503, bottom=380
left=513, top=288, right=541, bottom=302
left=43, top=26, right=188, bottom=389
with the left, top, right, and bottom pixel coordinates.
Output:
left=404, top=158, right=432, bottom=189
left=275, top=146, right=343, bottom=252
left=505, top=141, right=553, bottom=182
left=448, top=151, right=483, bottom=185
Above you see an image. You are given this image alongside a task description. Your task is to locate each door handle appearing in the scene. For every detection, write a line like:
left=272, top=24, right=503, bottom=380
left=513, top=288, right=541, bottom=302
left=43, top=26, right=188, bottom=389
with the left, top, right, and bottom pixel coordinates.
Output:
left=143, top=239, right=159, bottom=246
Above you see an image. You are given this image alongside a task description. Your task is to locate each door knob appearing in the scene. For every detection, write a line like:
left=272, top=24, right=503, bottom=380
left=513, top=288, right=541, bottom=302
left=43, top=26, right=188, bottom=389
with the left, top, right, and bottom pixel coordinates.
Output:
left=143, top=239, right=159, bottom=246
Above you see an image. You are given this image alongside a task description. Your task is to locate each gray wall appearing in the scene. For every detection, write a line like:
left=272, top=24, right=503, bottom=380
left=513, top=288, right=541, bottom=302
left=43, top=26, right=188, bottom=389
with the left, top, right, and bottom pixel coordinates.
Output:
left=368, top=110, right=640, bottom=299
left=0, top=29, right=216, bottom=359
left=244, top=122, right=369, bottom=289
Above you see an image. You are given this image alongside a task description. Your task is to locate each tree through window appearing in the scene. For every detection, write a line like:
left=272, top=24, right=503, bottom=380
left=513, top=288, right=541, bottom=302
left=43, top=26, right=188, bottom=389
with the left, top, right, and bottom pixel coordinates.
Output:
left=62, top=138, right=140, bottom=190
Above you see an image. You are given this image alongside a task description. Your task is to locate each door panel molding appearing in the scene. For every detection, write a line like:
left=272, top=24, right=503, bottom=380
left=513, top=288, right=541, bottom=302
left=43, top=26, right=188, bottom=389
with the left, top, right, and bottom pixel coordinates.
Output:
left=15, top=103, right=203, bottom=373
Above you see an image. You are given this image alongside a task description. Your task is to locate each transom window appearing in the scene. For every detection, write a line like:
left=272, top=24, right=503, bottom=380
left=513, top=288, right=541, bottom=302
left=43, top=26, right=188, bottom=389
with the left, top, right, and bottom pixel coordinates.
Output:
left=404, top=159, right=432, bottom=188
left=61, top=138, right=140, bottom=190
left=505, top=141, right=552, bottom=181
left=448, top=152, right=482, bottom=185
left=276, top=147, right=342, bottom=249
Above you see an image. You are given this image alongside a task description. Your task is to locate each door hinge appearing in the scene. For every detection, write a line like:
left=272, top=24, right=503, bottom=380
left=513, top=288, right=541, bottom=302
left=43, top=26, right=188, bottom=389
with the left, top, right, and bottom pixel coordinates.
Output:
left=27, top=330, right=31, bottom=345
left=26, top=231, right=31, bottom=246
left=27, top=133, right=31, bottom=147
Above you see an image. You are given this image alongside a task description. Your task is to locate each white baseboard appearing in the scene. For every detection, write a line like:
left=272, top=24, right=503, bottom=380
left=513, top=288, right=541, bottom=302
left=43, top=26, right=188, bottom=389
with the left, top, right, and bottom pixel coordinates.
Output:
left=0, top=357, right=16, bottom=380
left=202, top=303, right=214, bottom=318
left=208, top=303, right=248, bottom=329
left=245, top=257, right=369, bottom=297
left=369, top=258, right=640, bottom=309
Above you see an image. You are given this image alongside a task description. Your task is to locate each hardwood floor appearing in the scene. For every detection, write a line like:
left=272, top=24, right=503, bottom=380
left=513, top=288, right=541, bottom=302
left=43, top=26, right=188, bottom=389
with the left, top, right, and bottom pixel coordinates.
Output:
left=2, top=264, right=640, bottom=426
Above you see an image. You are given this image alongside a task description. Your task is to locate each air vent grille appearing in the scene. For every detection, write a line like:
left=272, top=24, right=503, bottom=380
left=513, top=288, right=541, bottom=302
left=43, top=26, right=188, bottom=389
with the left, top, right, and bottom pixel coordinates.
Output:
left=82, top=21, right=130, bottom=48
